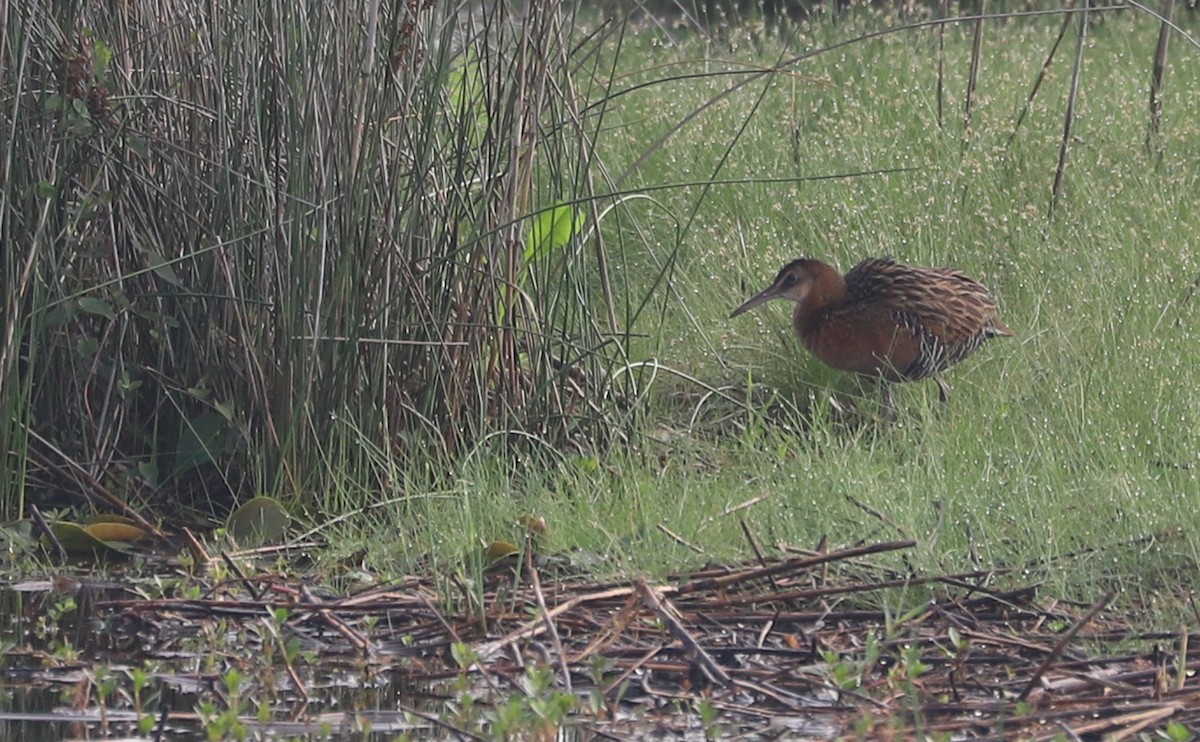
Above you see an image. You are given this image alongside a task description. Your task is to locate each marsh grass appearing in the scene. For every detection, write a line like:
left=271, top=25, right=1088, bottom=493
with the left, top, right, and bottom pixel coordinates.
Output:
left=396, top=4, right=1200, bottom=608
left=4, top=2, right=1200, bottom=617
left=2, top=2, right=652, bottom=516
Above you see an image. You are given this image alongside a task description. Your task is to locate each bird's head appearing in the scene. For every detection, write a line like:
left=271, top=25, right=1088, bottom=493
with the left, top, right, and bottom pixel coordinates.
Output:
left=729, top=259, right=826, bottom=319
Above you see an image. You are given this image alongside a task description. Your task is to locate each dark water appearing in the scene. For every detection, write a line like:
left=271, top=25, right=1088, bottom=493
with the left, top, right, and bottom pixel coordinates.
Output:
left=0, top=577, right=839, bottom=739
left=0, top=581, right=429, bottom=740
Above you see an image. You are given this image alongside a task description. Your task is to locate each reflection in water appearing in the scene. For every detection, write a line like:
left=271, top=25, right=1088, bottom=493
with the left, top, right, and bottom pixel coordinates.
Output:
left=0, top=583, right=426, bottom=739
left=0, top=578, right=839, bottom=739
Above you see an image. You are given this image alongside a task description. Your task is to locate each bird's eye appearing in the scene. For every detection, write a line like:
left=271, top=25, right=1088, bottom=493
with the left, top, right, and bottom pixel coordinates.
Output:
left=783, top=274, right=797, bottom=286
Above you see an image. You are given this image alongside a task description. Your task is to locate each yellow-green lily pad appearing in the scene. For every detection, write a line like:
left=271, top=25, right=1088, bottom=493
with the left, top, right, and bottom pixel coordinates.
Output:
left=83, top=521, right=148, bottom=543
left=483, top=540, right=520, bottom=566
left=47, top=522, right=133, bottom=555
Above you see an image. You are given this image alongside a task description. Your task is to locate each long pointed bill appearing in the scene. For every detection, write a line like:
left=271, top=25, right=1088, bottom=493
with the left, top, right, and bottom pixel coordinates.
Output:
left=729, top=284, right=783, bottom=319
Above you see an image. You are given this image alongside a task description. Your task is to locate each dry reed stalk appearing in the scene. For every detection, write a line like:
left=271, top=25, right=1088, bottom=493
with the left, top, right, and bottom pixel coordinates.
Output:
left=1146, top=0, right=1176, bottom=156
left=964, top=0, right=986, bottom=130
left=1051, top=0, right=1091, bottom=217
left=1006, top=0, right=1075, bottom=151
left=1017, top=590, right=1114, bottom=702
left=936, top=0, right=948, bottom=129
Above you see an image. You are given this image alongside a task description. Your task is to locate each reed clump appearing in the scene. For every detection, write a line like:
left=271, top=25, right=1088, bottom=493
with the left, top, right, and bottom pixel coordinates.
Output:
left=1, top=2, right=637, bottom=515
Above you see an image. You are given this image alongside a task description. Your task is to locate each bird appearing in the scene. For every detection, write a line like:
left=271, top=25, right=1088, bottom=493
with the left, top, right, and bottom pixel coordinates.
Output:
left=730, top=257, right=1013, bottom=412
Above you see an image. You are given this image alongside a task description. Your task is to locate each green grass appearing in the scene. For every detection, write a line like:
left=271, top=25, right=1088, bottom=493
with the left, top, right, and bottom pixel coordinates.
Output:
left=5, top=3, right=1200, bottom=619
left=339, top=7, right=1200, bottom=613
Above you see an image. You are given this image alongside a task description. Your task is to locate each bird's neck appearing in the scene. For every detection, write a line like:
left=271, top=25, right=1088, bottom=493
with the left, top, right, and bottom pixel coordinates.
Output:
left=792, top=263, right=847, bottom=341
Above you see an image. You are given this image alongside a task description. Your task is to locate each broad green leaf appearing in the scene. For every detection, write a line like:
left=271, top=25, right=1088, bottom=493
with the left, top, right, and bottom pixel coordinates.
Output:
left=227, top=496, right=290, bottom=546
left=92, top=40, right=112, bottom=79
left=116, top=370, right=142, bottom=396
left=75, top=337, right=99, bottom=357
left=78, top=297, right=115, bottom=320
left=40, top=306, right=74, bottom=329
left=145, top=251, right=182, bottom=286
left=573, top=455, right=600, bottom=473
left=173, top=412, right=225, bottom=475
left=213, top=400, right=236, bottom=422
left=136, top=460, right=159, bottom=488
left=525, top=204, right=585, bottom=263
left=450, top=641, right=477, bottom=669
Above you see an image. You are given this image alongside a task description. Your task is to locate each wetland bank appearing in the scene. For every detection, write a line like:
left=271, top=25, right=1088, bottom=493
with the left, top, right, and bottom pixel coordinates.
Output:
left=3, top=0, right=1200, bottom=738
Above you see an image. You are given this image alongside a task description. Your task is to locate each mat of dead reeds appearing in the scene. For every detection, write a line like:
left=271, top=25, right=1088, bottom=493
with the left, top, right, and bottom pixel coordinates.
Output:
left=86, top=538, right=1200, bottom=739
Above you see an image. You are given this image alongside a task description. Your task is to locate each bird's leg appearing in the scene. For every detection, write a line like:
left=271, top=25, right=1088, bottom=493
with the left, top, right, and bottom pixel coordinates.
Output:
left=934, top=376, right=951, bottom=405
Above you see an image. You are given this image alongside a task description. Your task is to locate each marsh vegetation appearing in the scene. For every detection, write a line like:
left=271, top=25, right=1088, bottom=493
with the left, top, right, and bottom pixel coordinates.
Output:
left=3, top=0, right=1199, bottom=737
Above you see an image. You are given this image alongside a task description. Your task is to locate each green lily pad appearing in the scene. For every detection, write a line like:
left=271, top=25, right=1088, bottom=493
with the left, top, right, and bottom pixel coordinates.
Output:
left=227, top=496, right=290, bottom=546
